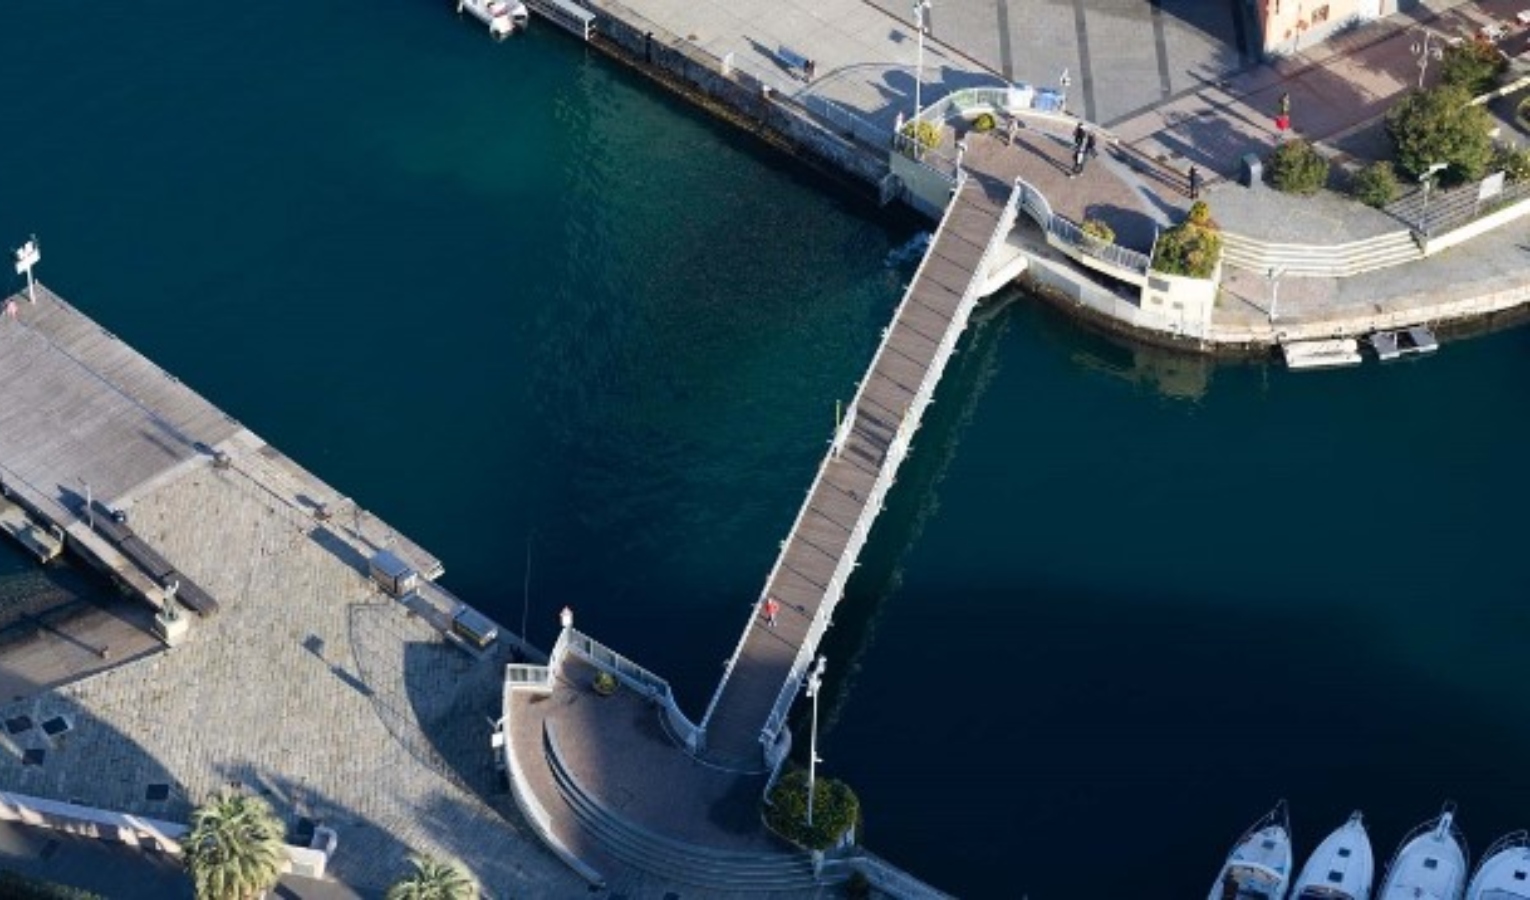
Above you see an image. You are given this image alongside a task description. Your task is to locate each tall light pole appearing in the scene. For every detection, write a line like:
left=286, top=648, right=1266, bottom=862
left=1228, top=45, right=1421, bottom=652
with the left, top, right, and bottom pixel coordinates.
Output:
left=1267, top=267, right=1285, bottom=324
left=805, top=655, right=827, bottom=828
left=1058, top=68, right=1072, bottom=114
left=912, top=0, right=931, bottom=120
left=1409, top=27, right=1443, bottom=91
left=1417, top=162, right=1447, bottom=235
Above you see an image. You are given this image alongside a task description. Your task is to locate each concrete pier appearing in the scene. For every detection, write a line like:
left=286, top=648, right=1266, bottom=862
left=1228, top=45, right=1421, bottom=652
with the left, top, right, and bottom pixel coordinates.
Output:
left=0, top=285, right=582, bottom=895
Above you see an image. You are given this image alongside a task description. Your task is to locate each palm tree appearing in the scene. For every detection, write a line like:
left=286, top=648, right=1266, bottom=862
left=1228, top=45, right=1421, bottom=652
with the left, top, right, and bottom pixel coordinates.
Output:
left=386, top=853, right=477, bottom=900
left=184, top=790, right=285, bottom=900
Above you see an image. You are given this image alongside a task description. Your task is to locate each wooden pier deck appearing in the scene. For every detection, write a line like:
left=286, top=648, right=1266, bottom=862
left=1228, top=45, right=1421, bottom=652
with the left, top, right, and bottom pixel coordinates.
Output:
left=699, top=177, right=1018, bottom=766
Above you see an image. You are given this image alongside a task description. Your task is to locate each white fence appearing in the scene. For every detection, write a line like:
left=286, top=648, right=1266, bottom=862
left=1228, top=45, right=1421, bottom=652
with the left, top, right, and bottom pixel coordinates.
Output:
left=557, top=627, right=704, bottom=752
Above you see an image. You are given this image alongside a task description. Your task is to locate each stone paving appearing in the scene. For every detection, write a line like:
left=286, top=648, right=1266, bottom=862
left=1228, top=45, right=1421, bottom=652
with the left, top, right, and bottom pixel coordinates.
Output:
left=0, top=463, right=584, bottom=897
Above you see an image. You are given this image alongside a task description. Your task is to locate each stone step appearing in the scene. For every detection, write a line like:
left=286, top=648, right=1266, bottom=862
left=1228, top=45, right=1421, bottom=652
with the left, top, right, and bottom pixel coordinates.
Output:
left=543, top=724, right=820, bottom=891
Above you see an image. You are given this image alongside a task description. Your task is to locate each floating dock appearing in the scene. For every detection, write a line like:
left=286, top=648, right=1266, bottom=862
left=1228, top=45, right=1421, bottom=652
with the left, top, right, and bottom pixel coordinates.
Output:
left=1282, top=338, right=1362, bottom=370
left=1370, top=326, right=1439, bottom=361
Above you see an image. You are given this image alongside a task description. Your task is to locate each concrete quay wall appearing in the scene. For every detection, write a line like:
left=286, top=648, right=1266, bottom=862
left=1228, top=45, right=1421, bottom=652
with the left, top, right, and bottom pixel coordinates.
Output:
left=581, top=0, right=891, bottom=196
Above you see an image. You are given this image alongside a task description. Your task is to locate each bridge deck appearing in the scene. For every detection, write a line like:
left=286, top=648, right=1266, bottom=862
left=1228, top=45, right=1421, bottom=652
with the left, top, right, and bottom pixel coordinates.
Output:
left=701, top=178, right=1010, bottom=765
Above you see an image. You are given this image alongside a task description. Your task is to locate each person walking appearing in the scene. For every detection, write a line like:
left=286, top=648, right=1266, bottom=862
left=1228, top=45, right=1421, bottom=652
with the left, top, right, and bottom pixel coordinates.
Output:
left=1072, top=131, right=1095, bottom=176
left=762, top=597, right=780, bottom=628
left=1072, top=120, right=1086, bottom=151
left=1006, top=116, right=1018, bottom=146
left=1188, top=164, right=1202, bottom=199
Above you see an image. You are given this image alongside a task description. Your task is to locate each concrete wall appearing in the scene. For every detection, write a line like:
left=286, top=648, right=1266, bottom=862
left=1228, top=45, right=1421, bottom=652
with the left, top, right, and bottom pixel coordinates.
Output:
left=1423, top=195, right=1530, bottom=256
left=1257, top=0, right=1396, bottom=57
left=583, top=2, right=890, bottom=194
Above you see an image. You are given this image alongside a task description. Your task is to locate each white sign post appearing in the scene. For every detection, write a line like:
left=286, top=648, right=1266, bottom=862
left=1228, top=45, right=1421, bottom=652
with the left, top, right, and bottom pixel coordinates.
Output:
left=13, top=237, right=40, bottom=304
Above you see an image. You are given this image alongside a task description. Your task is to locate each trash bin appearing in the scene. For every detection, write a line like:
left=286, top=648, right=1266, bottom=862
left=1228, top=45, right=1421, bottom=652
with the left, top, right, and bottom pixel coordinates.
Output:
left=1241, top=152, right=1263, bottom=187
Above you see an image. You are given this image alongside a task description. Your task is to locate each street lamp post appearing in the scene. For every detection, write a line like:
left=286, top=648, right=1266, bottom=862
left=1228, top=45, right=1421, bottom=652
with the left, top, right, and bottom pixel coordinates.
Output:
left=1267, top=267, right=1285, bottom=324
left=1058, top=68, right=1071, bottom=113
left=1418, top=162, right=1447, bottom=235
left=1409, top=27, right=1443, bottom=91
left=805, top=655, right=827, bottom=828
left=912, top=0, right=931, bottom=120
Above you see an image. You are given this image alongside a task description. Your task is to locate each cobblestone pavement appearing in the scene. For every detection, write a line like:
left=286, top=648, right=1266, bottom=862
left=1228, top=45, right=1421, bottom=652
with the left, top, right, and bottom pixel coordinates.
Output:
left=0, top=462, right=585, bottom=897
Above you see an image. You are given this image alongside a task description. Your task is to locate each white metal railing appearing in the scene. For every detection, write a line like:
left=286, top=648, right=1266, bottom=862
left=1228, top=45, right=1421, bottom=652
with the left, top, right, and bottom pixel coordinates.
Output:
left=753, top=178, right=1022, bottom=755
left=559, top=627, right=703, bottom=752
left=505, top=663, right=552, bottom=691
left=820, top=850, right=956, bottom=899
left=525, top=0, right=595, bottom=40
left=713, top=171, right=972, bottom=747
left=1015, top=176, right=1150, bottom=274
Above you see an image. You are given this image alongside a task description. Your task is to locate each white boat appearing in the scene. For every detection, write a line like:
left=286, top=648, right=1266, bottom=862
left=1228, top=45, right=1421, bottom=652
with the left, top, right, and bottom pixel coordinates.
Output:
left=457, top=0, right=529, bottom=39
left=1370, top=326, right=1438, bottom=361
left=1467, top=831, right=1530, bottom=900
left=1282, top=338, right=1362, bottom=370
left=1210, top=801, right=1294, bottom=900
left=1291, top=811, right=1374, bottom=900
left=1378, top=804, right=1469, bottom=900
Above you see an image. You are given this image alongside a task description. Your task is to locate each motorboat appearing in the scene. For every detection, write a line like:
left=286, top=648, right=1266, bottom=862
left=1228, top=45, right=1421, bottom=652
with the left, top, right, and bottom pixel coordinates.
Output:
left=1210, top=800, right=1294, bottom=900
left=1467, top=831, right=1530, bottom=900
left=1378, top=804, right=1469, bottom=900
left=1369, top=325, right=1438, bottom=361
left=1282, top=338, right=1362, bottom=370
left=457, top=0, right=529, bottom=39
left=1291, top=811, right=1374, bottom=900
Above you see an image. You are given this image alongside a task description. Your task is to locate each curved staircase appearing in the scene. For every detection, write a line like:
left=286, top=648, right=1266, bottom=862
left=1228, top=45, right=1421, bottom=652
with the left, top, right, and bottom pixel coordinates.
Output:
left=543, top=722, right=822, bottom=892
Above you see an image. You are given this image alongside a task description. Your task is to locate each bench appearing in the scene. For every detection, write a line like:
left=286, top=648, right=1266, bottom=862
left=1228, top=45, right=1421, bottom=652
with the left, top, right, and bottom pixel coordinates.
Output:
left=775, top=45, right=814, bottom=80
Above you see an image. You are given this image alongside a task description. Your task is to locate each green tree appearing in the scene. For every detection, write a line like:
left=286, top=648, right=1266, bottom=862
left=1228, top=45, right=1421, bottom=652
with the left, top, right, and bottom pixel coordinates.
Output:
left=764, top=769, right=860, bottom=851
left=1350, top=161, right=1400, bottom=207
left=184, top=792, right=285, bottom=900
left=1270, top=139, right=1330, bottom=194
left=1151, top=201, right=1222, bottom=279
left=1438, top=38, right=1507, bottom=96
left=386, top=854, right=477, bottom=900
left=1386, top=85, right=1495, bottom=182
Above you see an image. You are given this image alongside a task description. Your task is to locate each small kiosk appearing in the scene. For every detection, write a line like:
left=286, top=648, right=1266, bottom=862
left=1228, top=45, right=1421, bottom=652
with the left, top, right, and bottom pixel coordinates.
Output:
left=368, top=550, right=418, bottom=598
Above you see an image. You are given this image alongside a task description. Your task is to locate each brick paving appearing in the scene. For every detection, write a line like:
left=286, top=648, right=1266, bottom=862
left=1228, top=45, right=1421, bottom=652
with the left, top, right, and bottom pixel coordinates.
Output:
left=0, top=464, right=583, bottom=897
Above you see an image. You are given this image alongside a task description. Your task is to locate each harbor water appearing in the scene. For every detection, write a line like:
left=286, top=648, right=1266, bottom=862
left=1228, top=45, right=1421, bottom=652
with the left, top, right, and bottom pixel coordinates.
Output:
left=3, top=4, right=1530, bottom=897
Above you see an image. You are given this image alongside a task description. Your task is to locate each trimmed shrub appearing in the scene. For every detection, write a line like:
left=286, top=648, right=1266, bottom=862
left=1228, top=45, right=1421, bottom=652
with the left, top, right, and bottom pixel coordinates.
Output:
left=1439, top=38, right=1507, bottom=96
left=1351, top=161, right=1400, bottom=207
left=1152, top=203, right=1222, bottom=279
left=972, top=112, right=997, bottom=133
left=1386, top=85, right=1496, bottom=182
left=764, top=769, right=859, bottom=851
left=1080, top=218, right=1115, bottom=246
left=1494, top=144, right=1530, bottom=183
left=1270, top=139, right=1330, bottom=194
left=898, top=120, right=943, bottom=157
left=1519, top=95, right=1530, bottom=131
left=592, top=671, right=617, bottom=696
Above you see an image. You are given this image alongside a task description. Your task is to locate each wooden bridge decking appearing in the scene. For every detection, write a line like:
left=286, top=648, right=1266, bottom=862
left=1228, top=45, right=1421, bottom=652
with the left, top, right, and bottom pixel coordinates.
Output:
left=700, top=178, right=1011, bottom=765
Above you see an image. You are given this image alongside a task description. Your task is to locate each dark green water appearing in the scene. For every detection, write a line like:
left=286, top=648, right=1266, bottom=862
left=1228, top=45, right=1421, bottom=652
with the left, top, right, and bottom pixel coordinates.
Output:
left=3, top=5, right=1529, bottom=898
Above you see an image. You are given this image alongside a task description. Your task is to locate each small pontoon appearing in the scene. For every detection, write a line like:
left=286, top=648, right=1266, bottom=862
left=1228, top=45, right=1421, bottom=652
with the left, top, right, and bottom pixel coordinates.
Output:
left=1282, top=338, right=1362, bottom=370
left=1370, top=326, right=1438, bottom=361
left=458, top=0, right=530, bottom=39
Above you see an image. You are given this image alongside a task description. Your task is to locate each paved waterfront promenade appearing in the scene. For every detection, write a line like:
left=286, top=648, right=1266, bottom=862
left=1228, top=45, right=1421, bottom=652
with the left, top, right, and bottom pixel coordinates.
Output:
left=0, top=287, right=585, bottom=896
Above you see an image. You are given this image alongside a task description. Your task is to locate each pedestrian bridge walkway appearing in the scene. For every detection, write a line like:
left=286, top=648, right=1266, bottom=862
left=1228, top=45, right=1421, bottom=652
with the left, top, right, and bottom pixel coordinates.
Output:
left=696, top=175, right=1022, bottom=769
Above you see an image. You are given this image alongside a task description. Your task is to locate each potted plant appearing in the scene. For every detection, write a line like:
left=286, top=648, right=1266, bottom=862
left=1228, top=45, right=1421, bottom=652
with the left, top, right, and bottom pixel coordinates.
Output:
left=1080, top=218, right=1115, bottom=252
left=592, top=671, right=618, bottom=697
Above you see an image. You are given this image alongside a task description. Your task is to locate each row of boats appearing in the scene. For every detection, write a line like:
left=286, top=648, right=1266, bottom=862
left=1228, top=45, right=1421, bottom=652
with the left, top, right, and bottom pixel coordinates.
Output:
left=1211, top=801, right=1528, bottom=900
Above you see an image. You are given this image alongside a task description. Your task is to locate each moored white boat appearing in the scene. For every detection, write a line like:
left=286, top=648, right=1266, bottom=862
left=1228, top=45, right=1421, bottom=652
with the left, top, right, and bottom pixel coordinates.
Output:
left=1379, top=804, right=1469, bottom=900
left=1291, top=811, right=1374, bottom=900
left=457, top=0, right=529, bottom=39
left=1467, top=831, right=1530, bottom=900
left=1210, top=800, right=1294, bottom=900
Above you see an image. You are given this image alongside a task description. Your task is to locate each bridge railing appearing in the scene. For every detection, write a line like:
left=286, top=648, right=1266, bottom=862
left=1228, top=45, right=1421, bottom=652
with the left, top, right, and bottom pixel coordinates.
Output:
left=505, top=663, right=553, bottom=692
left=1015, top=176, right=1151, bottom=275
left=558, top=627, right=703, bottom=752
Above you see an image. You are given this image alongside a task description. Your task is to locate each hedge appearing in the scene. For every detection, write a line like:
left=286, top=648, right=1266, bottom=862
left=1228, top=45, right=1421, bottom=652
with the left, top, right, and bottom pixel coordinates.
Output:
left=764, top=769, right=859, bottom=851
